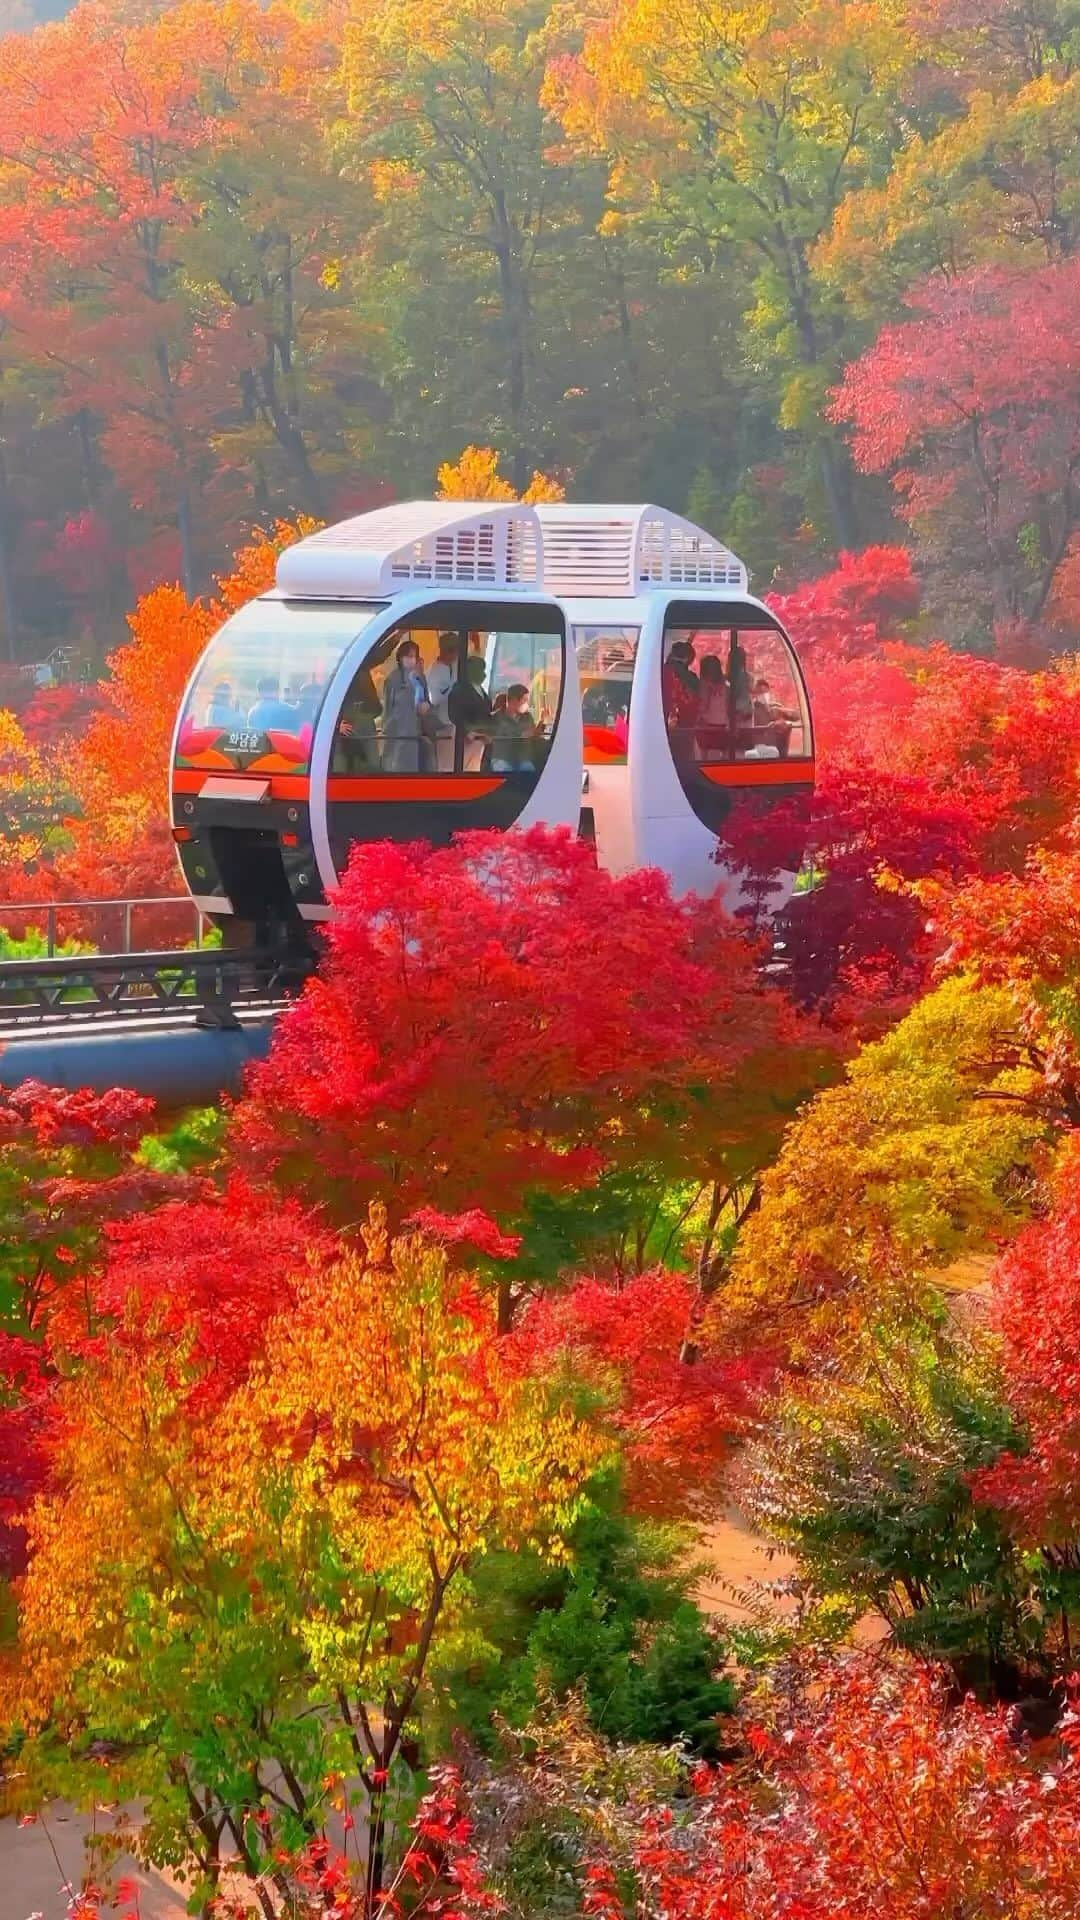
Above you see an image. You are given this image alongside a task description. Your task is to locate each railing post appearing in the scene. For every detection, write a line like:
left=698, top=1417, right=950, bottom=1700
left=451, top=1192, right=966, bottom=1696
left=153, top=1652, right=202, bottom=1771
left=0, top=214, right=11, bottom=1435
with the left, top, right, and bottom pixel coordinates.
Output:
left=47, top=905, right=55, bottom=958
left=123, top=901, right=132, bottom=955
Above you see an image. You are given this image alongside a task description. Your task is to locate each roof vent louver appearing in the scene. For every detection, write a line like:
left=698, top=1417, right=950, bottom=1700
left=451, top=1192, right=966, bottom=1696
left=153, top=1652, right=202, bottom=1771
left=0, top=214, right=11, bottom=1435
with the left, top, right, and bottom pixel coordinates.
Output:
left=276, top=501, right=544, bottom=599
left=536, top=505, right=747, bottom=598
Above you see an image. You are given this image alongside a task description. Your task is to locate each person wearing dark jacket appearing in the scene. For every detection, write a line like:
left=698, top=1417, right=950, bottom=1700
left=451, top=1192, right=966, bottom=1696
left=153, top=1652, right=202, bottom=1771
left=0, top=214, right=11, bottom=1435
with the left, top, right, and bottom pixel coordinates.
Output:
left=448, top=655, right=494, bottom=770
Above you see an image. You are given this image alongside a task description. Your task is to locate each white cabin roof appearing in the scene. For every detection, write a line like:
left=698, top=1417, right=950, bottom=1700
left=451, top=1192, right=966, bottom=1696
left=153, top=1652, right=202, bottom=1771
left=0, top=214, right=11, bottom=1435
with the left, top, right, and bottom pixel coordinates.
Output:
left=275, top=501, right=543, bottom=598
left=274, top=500, right=748, bottom=602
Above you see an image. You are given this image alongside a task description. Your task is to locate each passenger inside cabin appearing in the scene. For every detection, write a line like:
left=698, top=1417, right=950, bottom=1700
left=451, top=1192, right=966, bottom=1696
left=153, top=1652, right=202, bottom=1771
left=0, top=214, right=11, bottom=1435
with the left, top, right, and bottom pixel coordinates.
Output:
left=695, top=653, right=729, bottom=760
left=753, top=676, right=799, bottom=726
left=663, top=640, right=700, bottom=749
left=206, top=680, right=240, bottom=729
left=671, top=639, right=699, bottom=693
left=248, top=677, right=299, bottom=731
left=490, top=683, right=538, bottom=774
left=448, top=654, right=494, bottom=769
left=337, top=668, right=381, bottom=769
left=428, top=632, right=459, bottom=718
left=295, top=679, right=323, bottom=726
left=427, top=632, right=459, bottom=771
left=727, top=638, right=753, bottom=722
left=381, top=638, right=433, bottom=772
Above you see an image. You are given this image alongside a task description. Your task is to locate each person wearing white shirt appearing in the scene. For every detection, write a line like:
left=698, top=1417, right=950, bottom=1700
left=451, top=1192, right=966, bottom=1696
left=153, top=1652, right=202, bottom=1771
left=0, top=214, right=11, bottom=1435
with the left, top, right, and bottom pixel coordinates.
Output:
left=427, top=631, right=459, bottom=771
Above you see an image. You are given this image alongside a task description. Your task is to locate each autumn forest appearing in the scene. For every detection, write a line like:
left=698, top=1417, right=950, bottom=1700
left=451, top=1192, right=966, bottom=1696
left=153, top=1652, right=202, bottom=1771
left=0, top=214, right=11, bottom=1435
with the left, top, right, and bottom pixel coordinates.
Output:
left=5, top=0, right=1080, bottom=1915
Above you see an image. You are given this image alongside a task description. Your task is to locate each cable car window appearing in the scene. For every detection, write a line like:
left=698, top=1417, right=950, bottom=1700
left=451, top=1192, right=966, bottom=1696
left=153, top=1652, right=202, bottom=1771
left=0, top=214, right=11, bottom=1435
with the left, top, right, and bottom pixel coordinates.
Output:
left=333, top=619, right=564, bottom=780
left=176, top=599, right=380, bottom=776
left=662, top=623, right=811, bottom=765
left=575, top=625, right=639, bottom=758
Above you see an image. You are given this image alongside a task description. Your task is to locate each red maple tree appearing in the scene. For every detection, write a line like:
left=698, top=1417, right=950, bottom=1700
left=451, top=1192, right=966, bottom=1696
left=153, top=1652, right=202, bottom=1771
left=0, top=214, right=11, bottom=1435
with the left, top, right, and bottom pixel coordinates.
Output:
left=516, top=1267, right=776, bottom=1510
left=233, top=827, right=800, bottom=1320
left=585, top=1659, right=1080, bottom=1920
left=973, top=1137, right=1080, bottom=1550
left=768, top=544, right=920, bottom=662
left=832, top=265, right=1080, bottom=629
left=0, top=1079, right=189, bottom=1572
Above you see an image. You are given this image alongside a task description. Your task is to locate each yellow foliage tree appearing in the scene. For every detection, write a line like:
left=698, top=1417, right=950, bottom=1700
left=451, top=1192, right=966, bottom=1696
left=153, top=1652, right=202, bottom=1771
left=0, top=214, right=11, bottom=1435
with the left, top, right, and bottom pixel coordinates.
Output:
left=817, top=75, right=1080, bottom=314
left=436, top=442, right=565, bottom=504
left=6, top=1208, right=604, bottom=1913
left=720, top=976, right=1053, bottom=1358
left=546, top=0, right=916, bottom=543
left=0, top=709, right=73, bottom=896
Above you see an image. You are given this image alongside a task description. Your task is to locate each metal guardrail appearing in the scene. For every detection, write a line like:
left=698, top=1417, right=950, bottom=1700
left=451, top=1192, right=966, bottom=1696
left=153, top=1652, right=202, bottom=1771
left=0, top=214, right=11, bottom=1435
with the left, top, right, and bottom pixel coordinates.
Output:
left=0, top=897, right=208, bottom=956
left=0, top=948, right=312, bottom=1036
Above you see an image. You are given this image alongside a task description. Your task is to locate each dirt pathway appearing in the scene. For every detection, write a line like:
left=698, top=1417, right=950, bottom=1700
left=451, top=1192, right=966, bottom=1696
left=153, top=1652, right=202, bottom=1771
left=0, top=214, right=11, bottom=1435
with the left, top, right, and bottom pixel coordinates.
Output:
left=3, top=1804, right=188, bottom=1919
left=695, top=1501, right=799, bottom=1623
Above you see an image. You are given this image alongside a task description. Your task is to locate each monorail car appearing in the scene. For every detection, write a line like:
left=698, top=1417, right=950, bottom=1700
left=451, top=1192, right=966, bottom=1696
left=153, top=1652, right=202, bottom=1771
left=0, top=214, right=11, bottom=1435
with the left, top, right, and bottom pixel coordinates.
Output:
left=170, top=501, right=813, bottom=944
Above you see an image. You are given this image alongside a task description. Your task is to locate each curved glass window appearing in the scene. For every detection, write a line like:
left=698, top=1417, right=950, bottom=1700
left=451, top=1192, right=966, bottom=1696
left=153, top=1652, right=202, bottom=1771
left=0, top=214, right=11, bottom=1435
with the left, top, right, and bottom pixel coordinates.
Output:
left=575, top=625, right=639, bottom=762
left=332, top=610, right=565, bottom=780
left=176, top=599, right=380, bottom=776
left=662, top=619, right=811, bottom=768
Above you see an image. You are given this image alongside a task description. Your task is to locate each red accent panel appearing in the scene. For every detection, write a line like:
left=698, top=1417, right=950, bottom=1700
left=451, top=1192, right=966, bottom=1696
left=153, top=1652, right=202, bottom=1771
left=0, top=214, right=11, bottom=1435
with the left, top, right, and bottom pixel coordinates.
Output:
left=178, top=725, right=226, bottom=755
left=584, top=724, right=625, bottom=754
left=264, top=729, right=310, bottom=761
left=700, top=760, right=815, bottom=788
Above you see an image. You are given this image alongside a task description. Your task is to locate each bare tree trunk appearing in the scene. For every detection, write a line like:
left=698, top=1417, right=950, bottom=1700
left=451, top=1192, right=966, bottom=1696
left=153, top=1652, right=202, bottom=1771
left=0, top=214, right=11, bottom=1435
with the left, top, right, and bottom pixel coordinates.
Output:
left=492, top=191, right=529, bottom=492
left=258, top=359, right=326, bottom=517
left=679, top=1182, right=761, bottom=1364
left=177, top=492, right=196, bottom=601
left=76, top=408, right=99, bottom=507
left=820, top=438, right=857, bottom=551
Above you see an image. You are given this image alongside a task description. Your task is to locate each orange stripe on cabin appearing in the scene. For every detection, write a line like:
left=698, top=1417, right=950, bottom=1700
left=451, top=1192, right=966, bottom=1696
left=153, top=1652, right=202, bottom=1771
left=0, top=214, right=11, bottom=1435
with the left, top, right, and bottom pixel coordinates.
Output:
left=173, top=772, right=506, bottom=804
left=700, top=760, right=815, bottom=788
left=172, top=769, right=312, bottom=800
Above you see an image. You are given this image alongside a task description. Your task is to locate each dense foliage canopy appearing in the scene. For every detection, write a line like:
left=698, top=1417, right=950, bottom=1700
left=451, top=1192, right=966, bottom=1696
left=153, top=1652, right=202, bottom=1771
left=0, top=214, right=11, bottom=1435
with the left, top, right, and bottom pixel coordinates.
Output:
left=2, top=0, right=1080, bottom=658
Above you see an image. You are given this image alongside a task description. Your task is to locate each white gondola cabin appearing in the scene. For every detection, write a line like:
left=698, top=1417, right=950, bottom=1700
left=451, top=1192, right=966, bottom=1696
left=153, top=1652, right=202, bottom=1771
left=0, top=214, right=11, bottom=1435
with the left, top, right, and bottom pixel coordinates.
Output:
left=170, top=501, right=813, bottom=944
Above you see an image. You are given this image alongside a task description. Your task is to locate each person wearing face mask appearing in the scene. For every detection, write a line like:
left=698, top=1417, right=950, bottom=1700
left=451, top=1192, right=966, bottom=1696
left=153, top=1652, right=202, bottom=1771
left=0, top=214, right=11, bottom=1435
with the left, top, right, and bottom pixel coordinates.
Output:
left=381, top=638, right=432, bottom=772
